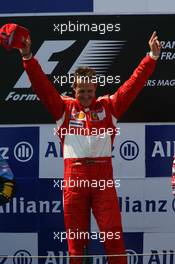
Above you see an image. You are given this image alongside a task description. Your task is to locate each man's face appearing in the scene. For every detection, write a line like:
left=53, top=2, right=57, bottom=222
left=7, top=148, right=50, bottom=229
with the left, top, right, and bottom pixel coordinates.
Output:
left=74, top=80, right=96, bottom=107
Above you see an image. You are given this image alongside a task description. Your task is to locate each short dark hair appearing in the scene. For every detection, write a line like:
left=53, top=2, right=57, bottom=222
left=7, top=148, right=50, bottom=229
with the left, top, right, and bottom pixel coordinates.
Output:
left=74, top=66, right=96, bottom=79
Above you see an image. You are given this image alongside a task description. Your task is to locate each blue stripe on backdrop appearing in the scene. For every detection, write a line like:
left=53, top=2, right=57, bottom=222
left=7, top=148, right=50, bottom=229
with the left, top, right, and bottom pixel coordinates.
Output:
left=0, top=0, right=93, bottom=13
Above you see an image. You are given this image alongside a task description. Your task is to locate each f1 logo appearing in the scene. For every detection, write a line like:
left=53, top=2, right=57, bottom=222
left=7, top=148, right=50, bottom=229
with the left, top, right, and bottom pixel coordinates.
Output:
left=14, top=40, right=75, bottom=89
left=14, top=40, right=125, bottom=89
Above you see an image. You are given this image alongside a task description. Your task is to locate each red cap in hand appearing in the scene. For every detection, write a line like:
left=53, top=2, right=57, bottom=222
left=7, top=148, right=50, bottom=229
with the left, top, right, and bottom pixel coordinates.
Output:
left=0, top=23, right=29, bottom=50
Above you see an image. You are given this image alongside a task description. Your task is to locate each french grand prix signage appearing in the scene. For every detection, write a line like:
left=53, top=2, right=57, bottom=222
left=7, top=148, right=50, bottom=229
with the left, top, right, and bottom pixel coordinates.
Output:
left=0, top=14, right=175, bottom=123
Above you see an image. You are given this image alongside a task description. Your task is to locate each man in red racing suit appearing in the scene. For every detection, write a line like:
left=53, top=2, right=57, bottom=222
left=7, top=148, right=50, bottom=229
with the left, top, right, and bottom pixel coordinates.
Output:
left=18, top=31, right=160, bottom=264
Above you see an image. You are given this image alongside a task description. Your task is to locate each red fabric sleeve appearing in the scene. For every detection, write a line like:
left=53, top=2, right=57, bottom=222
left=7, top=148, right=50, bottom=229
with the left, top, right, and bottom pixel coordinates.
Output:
left=172, top=156, right=175, bottom=194
left=109, top=55, right=156, bottom=119
left=23, top=57, right=65, bottom=121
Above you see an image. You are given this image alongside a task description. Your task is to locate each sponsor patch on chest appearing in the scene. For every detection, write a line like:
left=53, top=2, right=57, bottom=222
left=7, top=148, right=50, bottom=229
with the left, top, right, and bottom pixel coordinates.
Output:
left=90, top=108, right=106, bottom=121
left=70, top=109, right=86, bottom=121
left=69, top=120, right=84, bottom=128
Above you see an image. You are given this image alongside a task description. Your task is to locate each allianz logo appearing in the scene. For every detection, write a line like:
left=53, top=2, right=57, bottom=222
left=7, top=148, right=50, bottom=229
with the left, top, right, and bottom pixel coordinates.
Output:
left=119, top=196, right=168, bottom=213
left=0, top=142, right=33, bottom=162
left=0, top=197, right=61, bottom=214
left=120, top=141, right=139, bottom=161
left=120, top=140, right=175, bottom=159
left=148, top=250, right=175, bottom=264
left=151, top=141, right=175, bottom=158
left=0, top=250, right=32, bottom=264
left=2, top=196, right=169, bottom=214
left=45, top=250, right=139, bottom=264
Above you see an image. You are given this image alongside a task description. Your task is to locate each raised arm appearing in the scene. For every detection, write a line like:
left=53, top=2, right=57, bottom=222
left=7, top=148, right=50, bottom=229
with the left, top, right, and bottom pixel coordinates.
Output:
left=110, top=31, right=161, bottom=119
left=20, top=36, right=65, bottom=121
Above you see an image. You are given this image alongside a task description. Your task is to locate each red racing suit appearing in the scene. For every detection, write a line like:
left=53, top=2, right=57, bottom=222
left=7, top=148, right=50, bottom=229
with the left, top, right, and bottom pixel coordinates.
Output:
left=171, top=156, right=175, bottom=195
left=23, top=54, right=156, bottom=264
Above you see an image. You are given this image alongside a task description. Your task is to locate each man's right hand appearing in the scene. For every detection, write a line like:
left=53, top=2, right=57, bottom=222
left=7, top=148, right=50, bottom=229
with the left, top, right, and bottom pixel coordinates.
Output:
left=19, top=36, right=32, bottom=59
